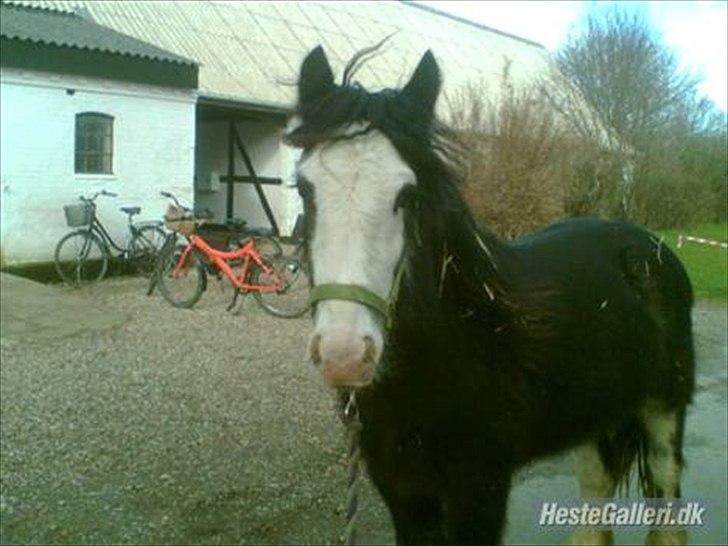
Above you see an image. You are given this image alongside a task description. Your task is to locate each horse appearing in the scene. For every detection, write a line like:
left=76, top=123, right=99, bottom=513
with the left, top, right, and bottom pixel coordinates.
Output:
left=285, top=45, right=695, bottom=546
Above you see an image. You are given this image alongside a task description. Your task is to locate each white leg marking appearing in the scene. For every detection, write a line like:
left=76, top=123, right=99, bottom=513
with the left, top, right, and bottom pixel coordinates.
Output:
left=569, top=528, right=615, bottom=546
left=641, top=403, right=682, bottom=498
left=574, top=442, right=616, bottom=497
left=569, top=442, right=615, bottom=546
left=645, top=529, right=687, bottom=546
left=641, top=402, right=687, bottom=546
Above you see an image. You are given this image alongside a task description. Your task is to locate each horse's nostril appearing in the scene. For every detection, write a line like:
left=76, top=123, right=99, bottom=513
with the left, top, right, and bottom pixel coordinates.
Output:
left=309, top=334, right=322, bottom=365
left=363, top=336, right=376, bottom=362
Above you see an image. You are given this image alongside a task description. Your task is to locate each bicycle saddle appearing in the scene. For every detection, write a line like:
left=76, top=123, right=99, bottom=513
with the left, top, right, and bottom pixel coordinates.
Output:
left=120, top=206, right=141, bottom=216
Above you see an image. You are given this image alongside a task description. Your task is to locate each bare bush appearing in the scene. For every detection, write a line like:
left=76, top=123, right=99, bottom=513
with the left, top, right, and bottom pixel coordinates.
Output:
left=447, top=8, right=726, bottom=236
left=560, top=142, right=625, bottom=219
left=447, top=66, right=569, bottom=239
left=631, top=127, right=728, bottom=228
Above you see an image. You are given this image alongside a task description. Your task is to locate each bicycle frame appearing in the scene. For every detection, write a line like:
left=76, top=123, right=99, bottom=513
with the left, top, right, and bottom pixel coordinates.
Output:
left=88, top=216, right=126, bottom=253
left=174, top=235, right=283, bottom=293
left=83, top=203, right=159, bottom=255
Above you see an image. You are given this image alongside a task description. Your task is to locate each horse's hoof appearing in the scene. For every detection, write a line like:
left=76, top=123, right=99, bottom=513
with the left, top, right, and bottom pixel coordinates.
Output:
left=645, top=529, right=687, bottom=546
left=568, top=529, right=614, bottom=545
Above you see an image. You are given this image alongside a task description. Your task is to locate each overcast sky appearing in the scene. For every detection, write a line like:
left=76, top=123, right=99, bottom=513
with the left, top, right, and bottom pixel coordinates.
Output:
left=417, top=1, right=728, bottom=111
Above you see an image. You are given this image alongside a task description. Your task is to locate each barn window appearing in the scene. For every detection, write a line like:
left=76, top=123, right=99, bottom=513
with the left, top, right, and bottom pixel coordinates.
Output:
left=75, top=113, right=113, bottom=174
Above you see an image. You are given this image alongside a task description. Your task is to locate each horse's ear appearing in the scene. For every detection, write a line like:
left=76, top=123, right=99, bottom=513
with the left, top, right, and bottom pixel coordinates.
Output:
left=402, top=50, right=440, bottom=114
left=299, top=46, right=335, bottom=107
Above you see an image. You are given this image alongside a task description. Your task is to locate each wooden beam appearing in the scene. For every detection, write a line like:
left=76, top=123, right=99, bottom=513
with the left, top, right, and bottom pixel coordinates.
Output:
left=232, top=127, right=280, bottom=236
left=226, top=120, right=235, bottom=221
left=219, top=175, right=282, bottom=185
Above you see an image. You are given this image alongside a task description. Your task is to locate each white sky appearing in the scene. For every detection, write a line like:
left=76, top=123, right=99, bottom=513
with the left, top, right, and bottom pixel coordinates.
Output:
left=417, top=1, right=728, bottom=111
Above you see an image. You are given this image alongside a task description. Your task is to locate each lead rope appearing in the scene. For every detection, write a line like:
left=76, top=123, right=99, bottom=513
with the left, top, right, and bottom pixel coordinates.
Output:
left=328, top=265, right=405, bottom=544
left=340, top=389, right=361, bottom=545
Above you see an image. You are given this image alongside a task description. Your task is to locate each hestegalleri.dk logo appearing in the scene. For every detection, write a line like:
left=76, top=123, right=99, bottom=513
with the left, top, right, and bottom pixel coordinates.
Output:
left=538, top=499, right=707, bottom=528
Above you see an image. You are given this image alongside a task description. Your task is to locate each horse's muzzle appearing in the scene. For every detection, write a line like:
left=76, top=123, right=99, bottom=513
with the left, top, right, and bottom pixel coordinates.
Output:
left=309, top=331, right=379, bottom=387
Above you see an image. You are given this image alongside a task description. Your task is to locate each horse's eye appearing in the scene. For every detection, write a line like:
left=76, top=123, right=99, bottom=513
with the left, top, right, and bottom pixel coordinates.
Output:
left=393, top=184, right=418, bottom=213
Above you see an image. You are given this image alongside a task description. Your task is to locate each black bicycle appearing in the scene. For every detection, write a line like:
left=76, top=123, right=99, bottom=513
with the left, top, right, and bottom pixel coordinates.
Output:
left=54, top=190, right=166, bottom=286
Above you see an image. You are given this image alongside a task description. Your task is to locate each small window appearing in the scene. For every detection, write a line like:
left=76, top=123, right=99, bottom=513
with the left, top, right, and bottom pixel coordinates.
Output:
left=75, top=113, right=113, bottom=174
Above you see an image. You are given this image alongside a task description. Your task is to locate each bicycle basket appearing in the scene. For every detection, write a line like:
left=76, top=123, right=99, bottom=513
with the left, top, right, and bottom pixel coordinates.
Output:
left=164, top=204, right=197, bottom=235
left=164, top=219, right=197, bottom=235
left=63, top=202, right=93, bottom=227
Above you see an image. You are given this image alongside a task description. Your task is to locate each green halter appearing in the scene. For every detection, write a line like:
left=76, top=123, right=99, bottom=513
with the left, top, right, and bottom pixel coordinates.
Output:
left=308, top=259, right=406, bottom=328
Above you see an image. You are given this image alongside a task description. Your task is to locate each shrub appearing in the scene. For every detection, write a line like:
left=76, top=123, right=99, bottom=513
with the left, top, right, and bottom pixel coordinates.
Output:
left=447, top=69, right=568, bottom=239
left=448, top=65, right=726, bottom=236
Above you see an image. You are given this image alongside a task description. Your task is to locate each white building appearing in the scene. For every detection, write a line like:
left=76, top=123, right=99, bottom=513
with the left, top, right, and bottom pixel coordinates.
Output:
left=0, top=2, right=198, bottom=265
left=2, top=0, right=558, bottom=266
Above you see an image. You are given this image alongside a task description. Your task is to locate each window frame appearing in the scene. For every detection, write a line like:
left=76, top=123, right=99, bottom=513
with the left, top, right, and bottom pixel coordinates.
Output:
left=74, top=112, right=114, bottom=175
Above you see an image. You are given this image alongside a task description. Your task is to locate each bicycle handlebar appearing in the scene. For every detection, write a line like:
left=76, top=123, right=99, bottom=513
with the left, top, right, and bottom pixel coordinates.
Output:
left=160, top=191, right=188, bottom=211
left=79, top=189, right=117, bottom=203
left=159, top=192, right=212, bottom=220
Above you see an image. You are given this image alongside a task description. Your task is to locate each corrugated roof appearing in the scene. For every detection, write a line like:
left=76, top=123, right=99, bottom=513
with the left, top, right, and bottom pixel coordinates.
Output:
left=4, top=0, right=554, bottom=113
left=0, top=1, right=196, bottom=66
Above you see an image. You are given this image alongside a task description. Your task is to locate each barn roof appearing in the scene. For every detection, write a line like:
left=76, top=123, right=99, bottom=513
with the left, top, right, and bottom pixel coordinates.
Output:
left=0, top=1, right=195, bottom=66
left=4, top=0, right=555, bottom=114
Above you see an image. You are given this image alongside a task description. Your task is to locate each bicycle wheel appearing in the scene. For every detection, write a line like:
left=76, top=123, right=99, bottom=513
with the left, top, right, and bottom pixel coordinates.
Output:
left=157, top=244, right=206, bottom=308
left=129, top=225, right=166, bottom=277
left=252, top=255, right=310, bottom=318
left=147, top=232, right=177, bottom=296
left=54, top=230, right=109, bottom=287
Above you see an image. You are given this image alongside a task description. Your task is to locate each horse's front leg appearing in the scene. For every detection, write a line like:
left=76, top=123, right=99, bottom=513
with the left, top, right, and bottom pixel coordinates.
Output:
left=442, top=469, right=512, bottom=545
left=374, top=482, right=446, bottom=546
left=366, top=463, right=444, bottom=544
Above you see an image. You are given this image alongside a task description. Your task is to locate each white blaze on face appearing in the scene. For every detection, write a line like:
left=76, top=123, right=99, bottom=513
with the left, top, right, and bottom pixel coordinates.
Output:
left=299, top=123, right=415, bottom=387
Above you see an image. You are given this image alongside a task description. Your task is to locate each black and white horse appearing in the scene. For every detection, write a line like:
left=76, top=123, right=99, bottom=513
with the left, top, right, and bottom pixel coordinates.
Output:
left=287, top=46, right=695, bottom=546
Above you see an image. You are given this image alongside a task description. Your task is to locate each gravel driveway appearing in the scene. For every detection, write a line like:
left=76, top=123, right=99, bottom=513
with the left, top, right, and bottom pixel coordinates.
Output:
left=1, top=276, right=726, bottom=545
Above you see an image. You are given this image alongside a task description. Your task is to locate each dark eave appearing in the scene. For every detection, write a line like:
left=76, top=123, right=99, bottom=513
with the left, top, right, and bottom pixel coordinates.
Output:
left=196, top=96, right=291, bottom=123
left=1, top=37, right=198, bottom=90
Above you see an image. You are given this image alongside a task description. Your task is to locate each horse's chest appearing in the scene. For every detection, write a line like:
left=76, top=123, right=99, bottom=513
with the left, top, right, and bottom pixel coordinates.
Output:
left=360, top=418, right=444, bottom=496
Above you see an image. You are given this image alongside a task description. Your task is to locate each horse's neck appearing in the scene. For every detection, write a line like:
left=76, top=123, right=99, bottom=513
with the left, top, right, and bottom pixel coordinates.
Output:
left=394, top=196, right=510, bottom=334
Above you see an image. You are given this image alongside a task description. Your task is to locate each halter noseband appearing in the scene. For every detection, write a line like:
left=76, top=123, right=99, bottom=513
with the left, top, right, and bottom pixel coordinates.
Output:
left=308, top=260, right=406, bottom=327
left=309, top=284, right=389, bottom=317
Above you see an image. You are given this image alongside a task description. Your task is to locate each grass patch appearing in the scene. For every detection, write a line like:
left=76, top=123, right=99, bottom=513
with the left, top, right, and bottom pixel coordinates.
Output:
left=658, top=223, right=727, bottom=300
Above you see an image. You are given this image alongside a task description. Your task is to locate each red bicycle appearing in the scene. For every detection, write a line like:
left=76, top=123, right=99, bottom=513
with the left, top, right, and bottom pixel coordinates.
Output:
left=157, top=204, right=309, bottom=318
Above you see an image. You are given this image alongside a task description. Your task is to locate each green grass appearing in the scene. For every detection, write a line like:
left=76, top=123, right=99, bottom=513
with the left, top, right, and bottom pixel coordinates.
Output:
left=658, top=223, right=727, bottom=301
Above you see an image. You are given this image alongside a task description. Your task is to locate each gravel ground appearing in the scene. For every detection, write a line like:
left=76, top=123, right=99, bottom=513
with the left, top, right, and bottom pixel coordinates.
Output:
left=1, top=277, right=392, bottom=545
left=1, top=276, right=726, bottom=545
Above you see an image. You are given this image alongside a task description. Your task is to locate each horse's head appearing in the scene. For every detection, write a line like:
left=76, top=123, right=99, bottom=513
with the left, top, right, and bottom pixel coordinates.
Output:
left=287, top=45, right=442, bottom=388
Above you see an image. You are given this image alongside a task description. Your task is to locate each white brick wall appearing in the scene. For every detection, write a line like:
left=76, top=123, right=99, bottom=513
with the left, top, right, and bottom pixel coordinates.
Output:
left=0, top=67, right=196, bottom=265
